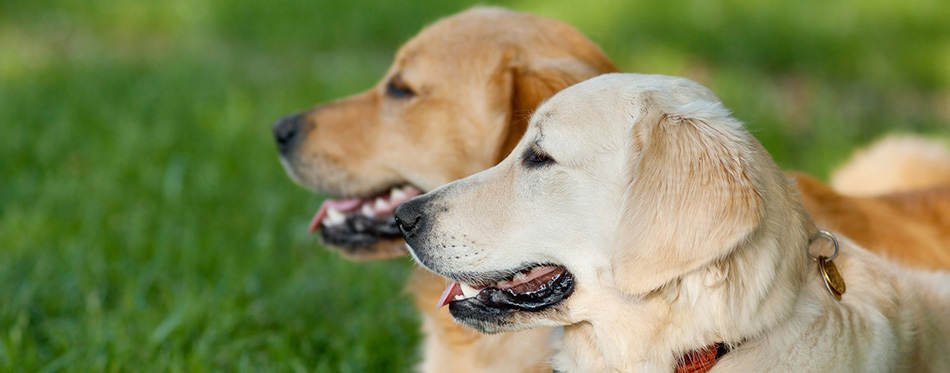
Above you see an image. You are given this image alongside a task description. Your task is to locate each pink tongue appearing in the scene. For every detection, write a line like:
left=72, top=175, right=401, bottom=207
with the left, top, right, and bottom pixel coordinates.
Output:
left=436, top=282, right=463, bottom=309
left=308, top=198, right=365, bottom=233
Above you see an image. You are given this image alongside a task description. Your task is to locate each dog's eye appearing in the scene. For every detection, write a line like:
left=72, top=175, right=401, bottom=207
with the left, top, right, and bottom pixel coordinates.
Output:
left=386, top=74, right=415, bottom=98
left=522, top=147, right=554, bottom=168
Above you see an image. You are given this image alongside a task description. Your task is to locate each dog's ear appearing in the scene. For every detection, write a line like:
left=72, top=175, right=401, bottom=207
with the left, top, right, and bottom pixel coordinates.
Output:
left=494, top=58, right=612, bottom=161
left=610, top=95, right=764, bottom=295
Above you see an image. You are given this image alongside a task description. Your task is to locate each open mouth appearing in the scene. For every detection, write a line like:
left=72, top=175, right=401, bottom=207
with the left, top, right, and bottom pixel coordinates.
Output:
left=309, top=185, right=422, bottom=248
left=437, top=265, right=574, bottom=315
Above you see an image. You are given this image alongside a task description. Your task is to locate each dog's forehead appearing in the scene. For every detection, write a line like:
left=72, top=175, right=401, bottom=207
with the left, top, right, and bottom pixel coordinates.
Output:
left=530, top=73, right=720, bottom=138
left=392, top=14, right=525, bottom=87
left=529, top=79, right=642, bottom=139
left=526, top=109, right=626, bottom=161
left=401, top=9, right=545, bottom=62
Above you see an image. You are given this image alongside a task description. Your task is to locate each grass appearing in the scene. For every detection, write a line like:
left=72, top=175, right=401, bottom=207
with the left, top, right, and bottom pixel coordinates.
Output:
left=1, top=0, right=948, bottom=371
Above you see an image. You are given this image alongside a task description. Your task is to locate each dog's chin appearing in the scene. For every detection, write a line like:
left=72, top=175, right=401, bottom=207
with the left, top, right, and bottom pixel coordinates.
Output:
left=320, top=213, right=405, bottom=256
left=324, top=236, right=409, bottom=261
left=440, top=265, right=575, bottom=333
left=451, top=300, right=570, bottom=334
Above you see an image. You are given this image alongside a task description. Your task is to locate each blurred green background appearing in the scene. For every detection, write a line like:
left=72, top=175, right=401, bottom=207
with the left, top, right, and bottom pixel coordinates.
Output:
left=1, top=0, right=948, bottom=371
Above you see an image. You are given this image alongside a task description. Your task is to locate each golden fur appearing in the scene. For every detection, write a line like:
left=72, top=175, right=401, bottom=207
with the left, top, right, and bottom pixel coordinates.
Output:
left=401, top=74, right=950, bottom=371
left=831, top=135, right=950, bottom=195
left=793, top=172, right=950, bottom=271
left=274, top=8, right=950, bottom=372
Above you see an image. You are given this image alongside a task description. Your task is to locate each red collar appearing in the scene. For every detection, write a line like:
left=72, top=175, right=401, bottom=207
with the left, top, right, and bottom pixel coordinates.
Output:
left=675, top=343, right=728, bottom=373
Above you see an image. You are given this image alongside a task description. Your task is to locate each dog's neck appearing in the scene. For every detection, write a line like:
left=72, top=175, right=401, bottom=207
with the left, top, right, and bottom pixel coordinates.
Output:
left=554, top=172, right=816, bottom=372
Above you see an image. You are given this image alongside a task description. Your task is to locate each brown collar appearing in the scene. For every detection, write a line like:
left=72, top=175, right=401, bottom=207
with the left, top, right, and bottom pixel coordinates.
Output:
left=675, top=343, right=729, bottom=373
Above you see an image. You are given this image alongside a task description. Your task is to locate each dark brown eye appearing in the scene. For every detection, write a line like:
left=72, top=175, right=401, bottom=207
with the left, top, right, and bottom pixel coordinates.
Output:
left=522, top=147, right=554, bottom=168
left=386, top=74, right=415, bottom=98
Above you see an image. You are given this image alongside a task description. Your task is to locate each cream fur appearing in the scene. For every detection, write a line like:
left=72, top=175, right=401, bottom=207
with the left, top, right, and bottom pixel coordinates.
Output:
left=831, top=135, right=950, bottom=196
left=405, top=73, right=950, bottom=372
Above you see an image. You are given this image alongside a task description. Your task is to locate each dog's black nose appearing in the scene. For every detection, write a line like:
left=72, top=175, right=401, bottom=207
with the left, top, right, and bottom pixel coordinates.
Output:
left=273, top=113, right=304, bottom=155
left=394, top=197, right=425, bottom=238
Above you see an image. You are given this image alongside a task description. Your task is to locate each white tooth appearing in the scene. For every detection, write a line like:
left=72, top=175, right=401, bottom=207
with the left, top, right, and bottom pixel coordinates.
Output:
left=460, top=283, right=480, bottom=298
left=454, top=294, right=465, bottom=301
left=391, top=187, right=406, bottom=201
left=361, top=204, right=375, bottom=217
left=325, top=207, right=346, bottom=226
left=374, top=197, right=388, bottom=212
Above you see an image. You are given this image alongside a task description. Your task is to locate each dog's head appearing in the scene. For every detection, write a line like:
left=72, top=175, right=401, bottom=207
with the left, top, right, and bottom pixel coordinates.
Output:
left=396, top=73, right=767, bottom=333
left=273, top=7, right=617, bottom=260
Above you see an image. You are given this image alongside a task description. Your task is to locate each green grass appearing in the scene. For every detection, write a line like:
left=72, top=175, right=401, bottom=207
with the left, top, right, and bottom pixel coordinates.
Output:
left=1, top=0, right=948, bottom=371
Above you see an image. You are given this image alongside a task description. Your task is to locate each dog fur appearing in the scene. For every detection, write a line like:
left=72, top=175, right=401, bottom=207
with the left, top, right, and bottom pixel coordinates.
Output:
left=399, top=74, right=950, bottom=372
left=273, top=8, right=950, bottom=372
left=794, top=171, right=950, bottom=271
left=831, top=135, right=950, bottom=196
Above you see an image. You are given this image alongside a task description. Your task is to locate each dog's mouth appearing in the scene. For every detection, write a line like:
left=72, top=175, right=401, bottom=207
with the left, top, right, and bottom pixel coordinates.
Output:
left=437, top=265, right=574, bottom=316
left=309, top=185, right=422, bottom=248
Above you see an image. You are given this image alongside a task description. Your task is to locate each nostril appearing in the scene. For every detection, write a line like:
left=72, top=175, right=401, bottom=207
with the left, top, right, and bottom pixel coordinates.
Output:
left=395, top=215, right=420, bottom=236
left=272, top=113, right=303, bottom=151
left=394, top=203, right=424, bottom=238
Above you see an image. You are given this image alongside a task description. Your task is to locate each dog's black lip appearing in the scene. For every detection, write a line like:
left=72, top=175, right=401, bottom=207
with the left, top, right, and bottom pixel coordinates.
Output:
left=319, top=214, right=403, bottom=248
left=448, top=266, right=574, bottom=314
left=315, top=182, right=425, bottom=248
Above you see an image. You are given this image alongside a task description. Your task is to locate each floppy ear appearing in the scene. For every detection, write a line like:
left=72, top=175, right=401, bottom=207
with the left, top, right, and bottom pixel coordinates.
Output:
left=494, top=58, right=613, bottom=161
left=611, top=96, right=764, bottom=295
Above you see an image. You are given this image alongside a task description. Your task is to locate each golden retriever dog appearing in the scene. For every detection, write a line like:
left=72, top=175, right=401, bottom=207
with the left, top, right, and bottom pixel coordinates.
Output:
left=273, top=7, right=616, bottom=262
left=273, top=7, right=950, bottom=372
left=395, top=73, right=950, bottom=372
left=274, top=8, right=617, bottom=372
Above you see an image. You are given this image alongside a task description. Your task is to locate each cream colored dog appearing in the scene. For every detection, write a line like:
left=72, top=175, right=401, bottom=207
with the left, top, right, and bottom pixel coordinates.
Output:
left=395, top=73, right=950, bottom=372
